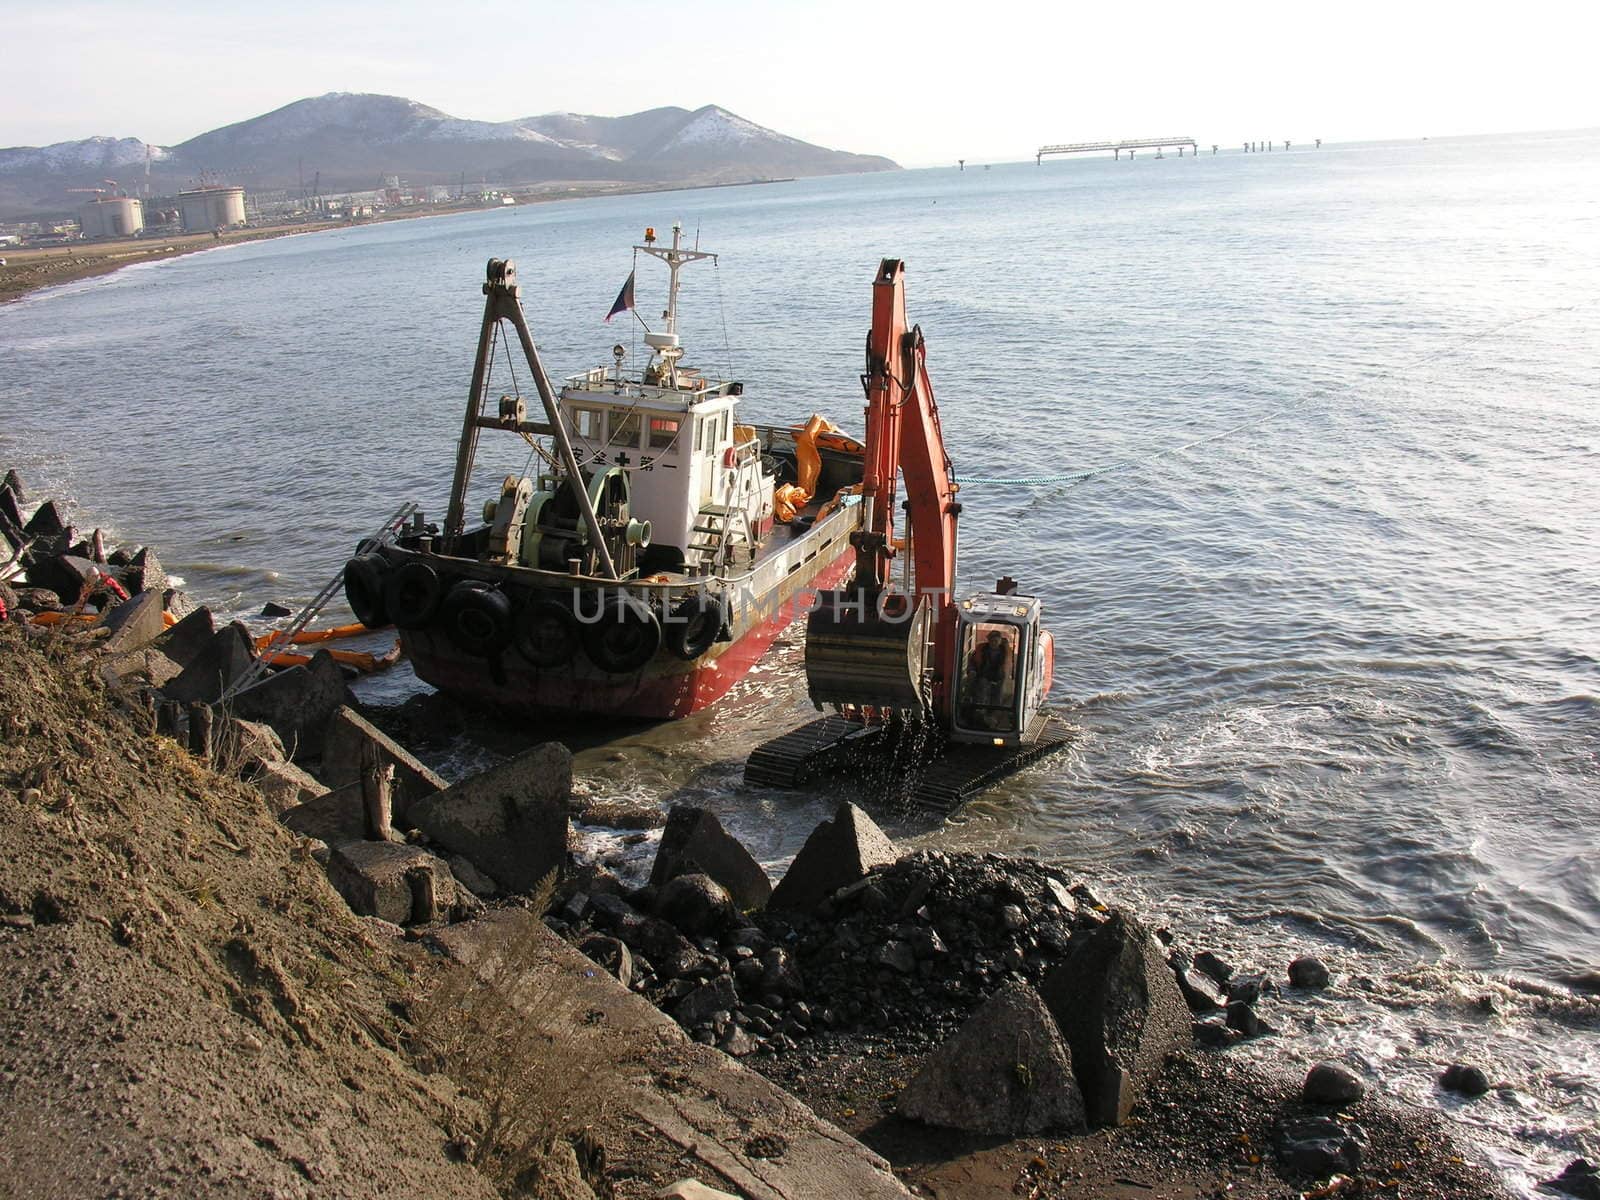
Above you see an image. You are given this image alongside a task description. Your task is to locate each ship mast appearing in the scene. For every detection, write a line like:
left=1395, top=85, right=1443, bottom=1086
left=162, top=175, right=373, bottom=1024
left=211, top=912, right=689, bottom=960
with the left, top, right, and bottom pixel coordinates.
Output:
left=636, top=223, right=715, bottom=388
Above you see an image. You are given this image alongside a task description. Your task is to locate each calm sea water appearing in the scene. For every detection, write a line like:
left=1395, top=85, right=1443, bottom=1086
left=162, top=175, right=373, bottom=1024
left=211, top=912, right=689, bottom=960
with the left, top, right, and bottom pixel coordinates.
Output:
left=4, top=129, right=1598, bottom=1191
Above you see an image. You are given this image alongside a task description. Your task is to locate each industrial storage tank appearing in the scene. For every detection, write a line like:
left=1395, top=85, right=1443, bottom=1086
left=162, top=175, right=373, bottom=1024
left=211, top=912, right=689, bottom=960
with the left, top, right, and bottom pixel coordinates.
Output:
left=177, top=186, right=246, bottom=232
left=78, top=196, right=144, bottom=239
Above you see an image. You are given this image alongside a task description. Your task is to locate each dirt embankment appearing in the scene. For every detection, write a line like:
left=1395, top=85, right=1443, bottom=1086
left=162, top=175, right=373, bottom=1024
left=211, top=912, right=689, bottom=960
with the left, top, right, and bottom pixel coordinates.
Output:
left=0, top=624, right=494, bottom=1199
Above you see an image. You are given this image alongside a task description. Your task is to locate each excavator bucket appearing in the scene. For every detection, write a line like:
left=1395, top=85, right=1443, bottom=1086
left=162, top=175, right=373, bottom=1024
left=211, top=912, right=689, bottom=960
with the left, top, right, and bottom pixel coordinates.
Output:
left=803, top=590, right=932, bottom=713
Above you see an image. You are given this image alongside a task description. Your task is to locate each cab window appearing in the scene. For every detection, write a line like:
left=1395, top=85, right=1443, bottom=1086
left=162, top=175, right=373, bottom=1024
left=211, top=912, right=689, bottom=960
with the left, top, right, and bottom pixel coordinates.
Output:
left=958, top=621, right=1020, bottom=733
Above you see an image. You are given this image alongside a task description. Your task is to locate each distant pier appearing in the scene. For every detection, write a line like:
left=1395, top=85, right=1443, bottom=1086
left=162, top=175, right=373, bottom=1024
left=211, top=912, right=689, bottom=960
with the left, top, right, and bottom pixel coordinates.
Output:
left=1037, top=137, right=1198, bottom=163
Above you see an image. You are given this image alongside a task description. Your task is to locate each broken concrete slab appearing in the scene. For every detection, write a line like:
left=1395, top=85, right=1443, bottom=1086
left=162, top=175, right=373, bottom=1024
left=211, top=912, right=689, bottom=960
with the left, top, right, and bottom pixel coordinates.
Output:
left=25, top=553, right=102, bottom=605
left=159, top=622, right=255, bottom=706
left=251, top=759, right=325, bottom=813
left=768, top=802, right=897, bottom=913
left=228, top=650, right=347, bottom=759
left=99, top=589, right=167, bottom=656
left=219, top=717, right=286, bottom=771
left=327, top=841, right=458, bottom=925
left=121, top=545, right=166, bottom=596
left=899, top=979, right=1085, bottom=1135
left=149, top=606, right=215, bottom=670
left=280, top=783, right=366, bottom=846
left=1040, top=909, right=1189, bottom=1128
left=650, top=804, right=772, bottom=912
left=102, top=647, right=184, bottom=690
left=317, top=705, right=446, bottom=824
left=406, top=742, right=570, bottom=894
left=446, top=855, right=501, bottom=899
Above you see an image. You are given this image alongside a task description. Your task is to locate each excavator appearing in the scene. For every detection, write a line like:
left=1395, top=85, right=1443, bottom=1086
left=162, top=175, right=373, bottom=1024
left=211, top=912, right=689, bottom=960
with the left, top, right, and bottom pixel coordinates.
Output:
left=746, top=259, right=1073, bottom=811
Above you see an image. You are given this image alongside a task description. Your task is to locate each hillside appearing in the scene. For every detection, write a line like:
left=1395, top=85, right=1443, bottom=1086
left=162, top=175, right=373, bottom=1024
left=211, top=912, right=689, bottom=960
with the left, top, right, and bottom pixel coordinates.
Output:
left=0, top=93, right=898, bottom=218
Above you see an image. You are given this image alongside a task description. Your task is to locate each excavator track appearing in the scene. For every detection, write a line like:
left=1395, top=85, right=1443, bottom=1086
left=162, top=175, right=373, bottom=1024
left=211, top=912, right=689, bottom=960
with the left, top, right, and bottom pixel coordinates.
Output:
left=744, top=711, right=1076, bottom=814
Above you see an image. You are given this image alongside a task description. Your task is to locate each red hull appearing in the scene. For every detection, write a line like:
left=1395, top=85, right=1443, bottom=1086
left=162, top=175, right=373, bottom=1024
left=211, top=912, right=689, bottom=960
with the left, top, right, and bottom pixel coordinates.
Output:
left=405, top=550, right=853, bottom=720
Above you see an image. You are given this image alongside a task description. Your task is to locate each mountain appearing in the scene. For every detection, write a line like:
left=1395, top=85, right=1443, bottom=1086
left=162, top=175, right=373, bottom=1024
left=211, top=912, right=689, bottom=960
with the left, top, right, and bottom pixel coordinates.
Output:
left=0, top=93, right=897, bottom=219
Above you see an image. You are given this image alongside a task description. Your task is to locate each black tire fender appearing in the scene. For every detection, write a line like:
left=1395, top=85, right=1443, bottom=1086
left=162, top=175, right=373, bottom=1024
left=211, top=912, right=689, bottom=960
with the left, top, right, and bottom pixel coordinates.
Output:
left=385, top=560, right=443, bottom=629
left=581, top=592, right=662, bottom=674
left=664, top=592, right=725, bottom=661
left=439, top=580, right=514, bottom=657
left=514, top=596, right=580, bottom=668
left=343, top=553, right=390, bottom=629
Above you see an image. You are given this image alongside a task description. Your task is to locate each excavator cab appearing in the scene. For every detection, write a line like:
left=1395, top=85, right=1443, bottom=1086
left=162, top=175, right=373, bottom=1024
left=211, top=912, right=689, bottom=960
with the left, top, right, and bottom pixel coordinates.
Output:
left=949, top=592, right=1052, bottom=747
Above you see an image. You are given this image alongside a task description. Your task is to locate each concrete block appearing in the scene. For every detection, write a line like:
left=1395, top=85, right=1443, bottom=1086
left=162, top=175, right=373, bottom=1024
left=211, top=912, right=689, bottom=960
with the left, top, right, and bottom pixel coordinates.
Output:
left=228, top=650, right=347, bottom=759
left=769, top=802, right=897, bottom=912
left=160, top=622, right=255, bottom=705
left=318, top=705, right=445, bottom=824
left=280, top=783, right=366, bottom=845
left=326, top=841, right=457, bottom=925
left=99, top=590, right=166, bottom=656
left=150, top=606, right=215, bottom=669
left=650, top=805, right=772, bottom=912
left=252, top=759, right=325, bottom=813
left=407, top=743, right=571, bottom=894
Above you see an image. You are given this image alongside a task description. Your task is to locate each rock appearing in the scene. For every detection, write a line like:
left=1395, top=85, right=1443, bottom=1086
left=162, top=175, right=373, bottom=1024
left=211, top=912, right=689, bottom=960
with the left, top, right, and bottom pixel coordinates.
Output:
left=768, top=802, right=897, bottom=912
left=1544, top=1158, right=1600, bottom=1200
left=317, top=705, right=446, bottom=822
left=326, top=841, right=458, bottom=925
left=577, top=796, right=666, bottom=829
left=1439, top=1063, right=1491, bottom=1096
left=650, top=804, right=772, bottom=911
left=717, top=1025, right=756, bottom=1057
left=446, top=855, right=501, bottom=899
left=1227, top=972, right=1273, bottom=1005
left=1274, top=1115, right=1364, bottom=1177
left=103, top=647, right=183, bottom=690
left=1040, top=909, right=1189, bottom=1127
left=873, top=940, right=916, bottom=975
left=1172, top=963, right=1226, bottom=1014
left=407, top=742, right=571, bottom=894
left=250, top=759, right=325, bottom=812
left=163, top=587, right=197, bottom=619
left=899, top=980, right=1085, bottom=1135
left=1225, top=1001, right=1263, bottom=1037
left=1289, top=955, right=1331, bottom=989
left=159, top=622, right=255, bottom=705
left=654, top=873, right=735, bottom=937
left=228, top=650, right=348, bottom=758
left=1303, top=1062, right=1366, bottom=1105
left=656, top=1181, right=741, bottom=1200
left=280, top=784, right=367, bottom=846
left=523, top=1138, right=598, bottom=1200
left=1193, top=950, right=1233, bottom=987
left=260, top=601, right=293, bottom=618
left=98, top=590, right=166, bottom=655
left=121, top=546, right=166, bottom=596
left=25, top=553, right=103, bottom=605
left=578, top=935, right=634, bottom=988
left=674, top=976, right=739, bottom=1027
left=759, top=946, right=805, bottom=997
left=1191, top=1019, right=1237, bottom=1049
left=220, top=717, right=286, bottom=770
left=999, top=904, right=1028, bottom=930
left=149, top=606, right=215, bottom=669
left=21, top=499, right=66, bottom=539
left=8, top=586, right=61, bottom=613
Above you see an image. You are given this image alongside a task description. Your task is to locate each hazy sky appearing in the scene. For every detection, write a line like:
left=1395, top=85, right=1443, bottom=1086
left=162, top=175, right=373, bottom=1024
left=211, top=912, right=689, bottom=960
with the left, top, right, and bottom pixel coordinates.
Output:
left=5, top=0, right=1597, bottom=165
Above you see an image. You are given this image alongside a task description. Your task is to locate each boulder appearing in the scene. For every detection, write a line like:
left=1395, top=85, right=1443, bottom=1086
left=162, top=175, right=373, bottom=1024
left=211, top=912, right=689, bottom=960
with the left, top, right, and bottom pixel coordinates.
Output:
left=654, top=873, right=735, bottom=937
left=220, top=717, right=286, bottom=770
left=25, top=553, right=102, bottom=605
left=656, top=1181, right=741, bottom=1200
left=899, top=980, right=1085, bottom=1135
left=1303, top=1062, right=1366, bottom=1105
left=650, top=804, right=772, bottom=911
left=228, top=650, right=348, bottom=758
left=251, top=759, right=325, bottom=812
left=316, top=705, right=446, bottom=822
left=674, top=976, right=739, bottom=1027
left=99, top=589, right=166, bottom=655
left=406, top=742, right=571, bottom=894
left=150, top=606, right=215, bottom=669
left=1171, top=957, right=1226, bottom=1014
left=1274, top=1115, right=1364, bottom=1177
left=768, top=802, right=897, bottom=912
left=1544, top=1159, right=1600, bottom=1200
left=759, top=946, right=805, bottom=997
left=1192, top=950, right=1233, bottom=987
left=1289, top=955, right=1331, bottom=989
left=578, top=934, right=634, bottom=988
left=1439, top=1063, right=1491, bottom=1096
left=160, top=622, right=255, bottom=705
left=1225, top=1001, right=1263, bottom=1037
left=326, top=841, right=458, bottom=925
left=280, top=784, right=366, bottom=846
left=118, top=546, right=166, bottom=596
left=1039, top=909, right=1189, bottom=1127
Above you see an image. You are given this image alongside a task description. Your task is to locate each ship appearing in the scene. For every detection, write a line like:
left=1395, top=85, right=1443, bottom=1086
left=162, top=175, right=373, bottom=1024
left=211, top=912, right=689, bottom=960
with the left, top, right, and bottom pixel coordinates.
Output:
left=342, top=225, right=866, bottom=719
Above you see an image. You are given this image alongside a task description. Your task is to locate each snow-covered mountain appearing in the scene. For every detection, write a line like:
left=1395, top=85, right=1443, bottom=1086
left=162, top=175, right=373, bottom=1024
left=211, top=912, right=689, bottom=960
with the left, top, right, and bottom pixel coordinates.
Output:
left=0, top=93, right=897, bottom=217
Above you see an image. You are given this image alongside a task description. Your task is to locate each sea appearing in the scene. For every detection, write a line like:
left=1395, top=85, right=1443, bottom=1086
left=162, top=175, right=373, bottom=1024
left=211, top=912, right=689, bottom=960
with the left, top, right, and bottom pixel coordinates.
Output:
left=3, top=129, right=1597, bottom=1193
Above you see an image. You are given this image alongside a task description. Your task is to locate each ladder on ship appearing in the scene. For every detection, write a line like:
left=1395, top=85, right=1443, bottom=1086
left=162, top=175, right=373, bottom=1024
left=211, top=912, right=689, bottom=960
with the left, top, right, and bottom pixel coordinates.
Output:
left=688, top=503, right=754, bottom=571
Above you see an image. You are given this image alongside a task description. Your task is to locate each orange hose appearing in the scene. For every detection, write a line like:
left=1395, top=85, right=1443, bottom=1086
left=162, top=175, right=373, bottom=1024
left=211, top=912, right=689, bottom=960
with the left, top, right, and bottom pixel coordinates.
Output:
left=252, top=621, right=374, bottom=652
left=260, top=640, right=401, bottom=673
left=28, top=610, right=97, bottom=626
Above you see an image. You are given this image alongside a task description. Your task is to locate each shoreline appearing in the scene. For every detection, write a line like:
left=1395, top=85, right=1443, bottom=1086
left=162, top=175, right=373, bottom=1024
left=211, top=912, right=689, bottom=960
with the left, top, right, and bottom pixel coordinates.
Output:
left=0, top=175, right=804, bottom=307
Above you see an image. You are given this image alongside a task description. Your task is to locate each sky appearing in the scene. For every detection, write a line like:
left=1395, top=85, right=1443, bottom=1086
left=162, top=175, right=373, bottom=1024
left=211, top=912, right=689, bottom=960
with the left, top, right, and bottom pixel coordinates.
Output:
left=3, top=0, right=1598, bottom=166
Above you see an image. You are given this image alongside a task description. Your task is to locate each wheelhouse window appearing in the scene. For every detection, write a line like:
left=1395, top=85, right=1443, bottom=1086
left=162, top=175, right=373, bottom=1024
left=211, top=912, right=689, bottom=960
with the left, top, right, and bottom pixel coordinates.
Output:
left=570, top=407, right=604, bottom=442
left=612, top=411, right=641, bottom=448
left=649, top=416, right=681, bottom=451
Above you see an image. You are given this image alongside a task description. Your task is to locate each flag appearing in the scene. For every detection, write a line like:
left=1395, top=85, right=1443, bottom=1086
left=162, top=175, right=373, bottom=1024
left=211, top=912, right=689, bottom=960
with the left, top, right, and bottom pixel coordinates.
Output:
left=605, top=269, right=635, bottom=323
